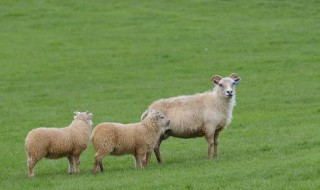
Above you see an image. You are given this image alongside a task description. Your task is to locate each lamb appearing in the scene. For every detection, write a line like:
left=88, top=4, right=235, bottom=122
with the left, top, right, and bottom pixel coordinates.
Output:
left=25, top=111, right=93, bottom=177
left=141, top=73, right=241, bottom=163
left=92, top=109, right=170, bottom=174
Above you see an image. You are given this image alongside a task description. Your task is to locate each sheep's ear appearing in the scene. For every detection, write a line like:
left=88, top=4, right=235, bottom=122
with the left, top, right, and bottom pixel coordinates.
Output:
left=74, top=111, right=80, bottom=115
left=229, top=73, right=241, bottom=83
left=87, top=112, right=93, bottom=119
left=211, top=75, right=222, bottom=85
left=85, top=111, right=92, bottom=117
left=141, top=109, right=149, bottom=121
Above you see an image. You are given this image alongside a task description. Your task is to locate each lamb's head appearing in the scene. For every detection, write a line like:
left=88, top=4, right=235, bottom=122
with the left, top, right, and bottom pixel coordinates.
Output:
left=212, top=73, right=241, bottom=99
left=73, top=111, right=93, bottom=127
left=141, top=109, right=170, bottom=128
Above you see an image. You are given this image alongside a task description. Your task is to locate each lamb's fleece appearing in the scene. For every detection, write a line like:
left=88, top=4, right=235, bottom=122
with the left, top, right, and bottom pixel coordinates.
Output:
left=25, top=111, right=93, bottom=177
left=92, top=109, right=170, bottom=173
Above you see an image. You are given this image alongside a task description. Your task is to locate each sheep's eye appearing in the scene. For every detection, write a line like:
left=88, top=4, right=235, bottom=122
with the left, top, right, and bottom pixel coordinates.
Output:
left=233, top=82, right=236, bottom=85
left=219, top=83, right=223, bottom=87
left=160, top=116, right=164, bottom=119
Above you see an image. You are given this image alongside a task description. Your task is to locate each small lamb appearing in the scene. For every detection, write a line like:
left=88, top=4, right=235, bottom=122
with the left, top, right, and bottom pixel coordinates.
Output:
left=25, top=111, right=93, bottom=177
left=92, top=109, right=170, bottom=173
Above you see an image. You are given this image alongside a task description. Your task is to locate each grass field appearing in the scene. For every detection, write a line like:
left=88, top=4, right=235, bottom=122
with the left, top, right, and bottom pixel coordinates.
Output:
left=1, top=0, right=319, bottom=189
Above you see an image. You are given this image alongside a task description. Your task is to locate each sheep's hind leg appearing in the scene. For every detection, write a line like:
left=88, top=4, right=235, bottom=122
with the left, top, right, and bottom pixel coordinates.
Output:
left=99, top=159, right=105, bottom=172
left=67, top=156, right=74, bottom=174
left=27, top=157, right=36, bottom=177
left=93, top=153, right=104, bottom=174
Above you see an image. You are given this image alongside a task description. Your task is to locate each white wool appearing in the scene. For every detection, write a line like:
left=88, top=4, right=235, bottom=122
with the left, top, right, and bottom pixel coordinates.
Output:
left=142, top=73, right=241, bottom=162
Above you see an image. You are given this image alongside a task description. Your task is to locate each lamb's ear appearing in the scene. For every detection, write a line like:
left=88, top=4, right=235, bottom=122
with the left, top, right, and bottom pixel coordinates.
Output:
left=211, top=75, right=223, bottom=85
left=229, top=73, right=241, bottom=84
left=87, top=112, right=93, bottom=119
left=74, top=111, right=80, bottom=115
left=140, top=109, right=149, bottom=121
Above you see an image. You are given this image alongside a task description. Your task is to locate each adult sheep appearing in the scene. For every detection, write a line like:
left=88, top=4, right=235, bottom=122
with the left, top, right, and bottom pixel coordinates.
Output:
left=141, top=73, right=241, bottom=163
left=25, top=111, right=93, bottom=177
left=92, top=109, right=170, bottom=173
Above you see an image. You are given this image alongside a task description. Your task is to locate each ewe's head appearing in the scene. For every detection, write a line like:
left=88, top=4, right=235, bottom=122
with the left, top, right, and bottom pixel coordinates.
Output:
left=73, top=111, right=93, bottom=126
left=141, top=109, right=170, bottom=128
left=212, top=73, right=241, bottom=99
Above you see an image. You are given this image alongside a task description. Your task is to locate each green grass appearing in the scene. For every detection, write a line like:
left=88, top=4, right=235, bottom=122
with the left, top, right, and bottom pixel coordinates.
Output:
left=1, top=0, right=320, bottom=189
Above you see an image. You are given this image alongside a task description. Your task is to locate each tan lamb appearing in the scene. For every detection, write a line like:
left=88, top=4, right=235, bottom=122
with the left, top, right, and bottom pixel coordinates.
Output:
left=25, top=111, right=93, bottom=177
left=141, top=73, right=241, bottom=163
left=92, top=109, right=170, bottom=173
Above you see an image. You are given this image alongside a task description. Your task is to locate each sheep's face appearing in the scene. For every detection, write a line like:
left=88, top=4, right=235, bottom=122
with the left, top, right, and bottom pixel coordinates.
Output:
left=212, top=73, right=241, bottom=99
left=146, top=109, right=170, bottom=128
left=74, top=111, right=93, bottom=126
left=157, top=111, right=170, bottom=128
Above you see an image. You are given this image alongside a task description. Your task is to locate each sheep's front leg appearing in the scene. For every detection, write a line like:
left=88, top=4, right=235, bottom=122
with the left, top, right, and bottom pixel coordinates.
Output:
left=144, top=151, right=152, bottom=166
left=74, top=155, right=80, bottom=174
left=67, top=156, right=74, bottom=174
left=213, top=128, right=222, bottom=157
left=206, top=136, right=214, bottom=159
left=154, top=135, right=166, bottom=163
left=134, top=154, right=144, bottom=169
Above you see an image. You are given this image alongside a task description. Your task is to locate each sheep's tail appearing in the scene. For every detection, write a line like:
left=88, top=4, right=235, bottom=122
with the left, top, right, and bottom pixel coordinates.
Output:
left=141, top=109, right=149, bottom=121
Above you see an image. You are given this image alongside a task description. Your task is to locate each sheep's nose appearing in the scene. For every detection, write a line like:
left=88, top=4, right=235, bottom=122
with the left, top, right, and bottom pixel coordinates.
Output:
left=227, top=90, right=233, bottom=94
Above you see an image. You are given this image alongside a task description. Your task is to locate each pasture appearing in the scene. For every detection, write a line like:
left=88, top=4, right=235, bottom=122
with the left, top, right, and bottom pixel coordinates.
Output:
left=0, top=0, right=319, bottom=189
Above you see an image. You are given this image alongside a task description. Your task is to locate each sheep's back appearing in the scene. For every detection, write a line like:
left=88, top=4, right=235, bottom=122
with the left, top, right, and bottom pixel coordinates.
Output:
left=92, top=123, right=141, bottom=155
left=25, top=128, right=73, bottom=159
left=149, top=93, right=212, bottom=138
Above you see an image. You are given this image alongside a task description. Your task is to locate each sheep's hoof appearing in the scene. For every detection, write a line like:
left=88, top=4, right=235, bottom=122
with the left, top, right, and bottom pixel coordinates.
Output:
left=92, top=169, right=100, bottom=175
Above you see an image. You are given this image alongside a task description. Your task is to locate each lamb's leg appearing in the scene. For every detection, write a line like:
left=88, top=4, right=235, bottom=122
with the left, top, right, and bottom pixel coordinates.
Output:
left=93, top=153, right=104, bottom=174
left=99, top=159, right=105, bottom=172
left=144, top=152, right=152, bottom=166
left=74, top=155, right=80, bottom=174
left=134, top=154, right=144, bottom=169
left=213, top=128, right=222, bottom=157
left=67, top=156, right=74, bottom=174
left=27, top=157, right=36, bottom=177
